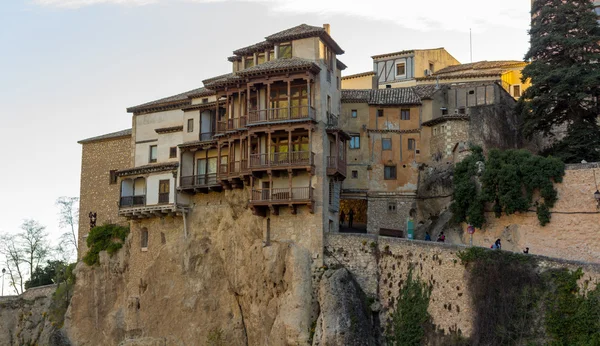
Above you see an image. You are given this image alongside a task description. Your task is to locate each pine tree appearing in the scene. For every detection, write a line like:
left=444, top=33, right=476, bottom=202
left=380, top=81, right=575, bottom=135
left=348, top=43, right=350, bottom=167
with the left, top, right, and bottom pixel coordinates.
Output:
left=518, top=0, right=600, bottom=163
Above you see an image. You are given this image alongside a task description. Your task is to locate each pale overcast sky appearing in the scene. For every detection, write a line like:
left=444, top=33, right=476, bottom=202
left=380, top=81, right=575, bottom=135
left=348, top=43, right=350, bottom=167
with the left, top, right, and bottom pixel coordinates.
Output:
left=0, top=0, right=530, bottom=281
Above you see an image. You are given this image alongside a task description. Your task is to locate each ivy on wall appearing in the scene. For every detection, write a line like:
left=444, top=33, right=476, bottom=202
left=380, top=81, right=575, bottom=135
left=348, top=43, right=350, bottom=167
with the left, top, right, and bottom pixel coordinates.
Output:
left=83, top=224, right=130, bottom=266
left=451, top=147, right=565, bottom=227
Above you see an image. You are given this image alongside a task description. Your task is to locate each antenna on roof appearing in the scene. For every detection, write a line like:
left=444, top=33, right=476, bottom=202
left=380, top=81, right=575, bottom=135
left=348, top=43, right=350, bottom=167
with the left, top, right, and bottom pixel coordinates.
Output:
left=469, top=28, right=473, bottom=63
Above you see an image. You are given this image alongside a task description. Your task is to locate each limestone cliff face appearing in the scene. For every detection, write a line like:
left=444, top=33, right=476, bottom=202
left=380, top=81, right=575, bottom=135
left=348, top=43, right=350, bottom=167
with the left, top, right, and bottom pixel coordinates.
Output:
left=0, top=285, right=69, bottom=346
left=65, top=189, right=320, bottom=346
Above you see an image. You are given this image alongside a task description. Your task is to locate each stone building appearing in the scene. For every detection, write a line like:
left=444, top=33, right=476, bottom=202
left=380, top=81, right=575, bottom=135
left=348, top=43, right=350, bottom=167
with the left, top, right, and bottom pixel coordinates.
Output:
left=78, top=23, right=348, bottom=264
left=77, top=129, right=132, bottom=259
left=340, top=81, right=520, bottom=236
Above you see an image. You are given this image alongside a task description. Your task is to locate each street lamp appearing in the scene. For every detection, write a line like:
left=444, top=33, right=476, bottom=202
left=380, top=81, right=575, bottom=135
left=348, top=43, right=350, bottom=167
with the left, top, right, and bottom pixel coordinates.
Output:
left=1, top=268, right=5, bottom=296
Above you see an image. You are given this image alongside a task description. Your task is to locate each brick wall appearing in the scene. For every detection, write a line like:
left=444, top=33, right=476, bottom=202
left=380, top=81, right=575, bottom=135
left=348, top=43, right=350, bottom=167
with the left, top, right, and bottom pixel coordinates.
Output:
left=78, top=137, right=131, bottom=259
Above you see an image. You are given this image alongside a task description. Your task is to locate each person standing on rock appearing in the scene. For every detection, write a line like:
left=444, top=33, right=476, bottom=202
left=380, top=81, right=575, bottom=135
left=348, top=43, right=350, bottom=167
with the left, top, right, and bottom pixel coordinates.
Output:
left=348, top=209, right=354, bottom=229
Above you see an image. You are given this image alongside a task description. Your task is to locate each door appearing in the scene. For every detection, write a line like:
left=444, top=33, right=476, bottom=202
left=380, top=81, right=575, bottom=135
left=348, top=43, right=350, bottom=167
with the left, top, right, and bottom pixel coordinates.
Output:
left=158, top=180, right=170, bottom=204
left=197, top=158, right=207, bottom=185
left=262, top=182, right=270, bottom=201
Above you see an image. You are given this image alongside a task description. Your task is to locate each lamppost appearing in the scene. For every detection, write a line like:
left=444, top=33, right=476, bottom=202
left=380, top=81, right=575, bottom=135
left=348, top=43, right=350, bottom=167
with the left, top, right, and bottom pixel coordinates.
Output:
left=1, top=268, right=5, bottom=296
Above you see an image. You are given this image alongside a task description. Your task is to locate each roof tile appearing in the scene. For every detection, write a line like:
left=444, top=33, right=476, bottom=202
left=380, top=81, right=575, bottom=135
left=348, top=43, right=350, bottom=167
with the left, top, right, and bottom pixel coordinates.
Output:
left=78, top=129, right=132, bottom=144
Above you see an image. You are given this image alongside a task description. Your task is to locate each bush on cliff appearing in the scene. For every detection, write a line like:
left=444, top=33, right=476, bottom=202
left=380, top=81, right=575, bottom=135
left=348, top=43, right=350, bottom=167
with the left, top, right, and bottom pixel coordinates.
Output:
left=83, top=224, right=130, bottom=266
left=451, top=148, right=565, bottom=228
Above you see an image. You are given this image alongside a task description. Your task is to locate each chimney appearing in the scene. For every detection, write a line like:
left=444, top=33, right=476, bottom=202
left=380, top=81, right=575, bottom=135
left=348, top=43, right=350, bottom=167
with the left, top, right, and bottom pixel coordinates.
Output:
left=323, top=24, right=330, bottom=35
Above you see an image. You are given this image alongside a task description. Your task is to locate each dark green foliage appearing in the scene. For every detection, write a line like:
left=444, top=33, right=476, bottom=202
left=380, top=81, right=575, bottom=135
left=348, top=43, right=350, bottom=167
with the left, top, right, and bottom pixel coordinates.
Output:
left=459, top=248, right=600, bottom=345
left=387, top=268, right=432, bottom=346
left=24, top=260, right=66, bottom=289
left=450, top=146, right=486, bottom=228
left=518, top=0, right=600, bottom=162
left=451, top=148, right=565, bottom=227
left=83, top=224, right=130, bottom=266
left=544, top=268, right=600, bottom=345
left=48, top=262, right=76, bottom=328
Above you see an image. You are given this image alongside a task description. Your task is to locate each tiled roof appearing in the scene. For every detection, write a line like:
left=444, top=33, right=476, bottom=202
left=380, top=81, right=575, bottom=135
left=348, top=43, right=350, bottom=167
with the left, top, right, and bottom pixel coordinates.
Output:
left=368, top=88, right=421, bottom=105
left=236, top=57, right=320, bottom=77
left=127, top=87, right=204, bottom=113
left=342, top=88, right=422, bottom=105
left=78, top=128, right=132, bottom=144
left=341, top=90, right=371, bottom=103
left=435, top=60, right=526, bottom=75
left=371, top=47, right=447, bottom=60
left=186, top=87, right=216, bottom=99
left=412, top=85, right=440, bottom=99
left=416, top=71, right=503, bottom=82
left=342, top=71, right=375, bottom=80
left=233, top=40, right=273, bottom=56
left=264, top=24, right=344, bottom=54
left=421, top=115, right=469, bottom=127
left=202, top=73, right=243, bottom=88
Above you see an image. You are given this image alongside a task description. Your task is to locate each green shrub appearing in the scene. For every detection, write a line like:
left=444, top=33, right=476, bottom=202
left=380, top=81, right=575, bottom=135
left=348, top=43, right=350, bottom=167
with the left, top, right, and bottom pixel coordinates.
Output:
left=48, top=262, right=76, bottom=328
left=387, top=268, right=432, bottom=346
left=83, top=224, right=130, bottom=266
left=451, top=147, right=564, bottom=228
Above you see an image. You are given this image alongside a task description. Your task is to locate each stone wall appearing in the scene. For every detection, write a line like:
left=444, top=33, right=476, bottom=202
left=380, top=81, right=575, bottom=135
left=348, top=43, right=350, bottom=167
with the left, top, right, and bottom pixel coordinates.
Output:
left=366, top=195, right=417, bottom=235
left=78, top=136, right=131, bottom=259
left=324, top=233, right=600, bottom=340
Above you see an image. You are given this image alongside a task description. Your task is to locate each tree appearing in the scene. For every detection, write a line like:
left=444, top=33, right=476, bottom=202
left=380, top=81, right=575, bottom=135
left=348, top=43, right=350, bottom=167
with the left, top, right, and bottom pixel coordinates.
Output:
left=56, top=196, right=79, bottom=258
left=0, top=234, right=26, bottom=294
left=24, top=260, right=65, bottom=289
left=518, top=0, right=600, bottom=163
left=19, top=219, right=50, bottom=280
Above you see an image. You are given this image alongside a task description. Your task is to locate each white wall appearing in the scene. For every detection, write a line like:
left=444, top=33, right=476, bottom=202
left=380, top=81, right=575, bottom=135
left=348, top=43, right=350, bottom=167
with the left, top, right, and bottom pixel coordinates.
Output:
left=146, top=173, right=174, bottom=205
left=134, top=109, right=183, bottom=166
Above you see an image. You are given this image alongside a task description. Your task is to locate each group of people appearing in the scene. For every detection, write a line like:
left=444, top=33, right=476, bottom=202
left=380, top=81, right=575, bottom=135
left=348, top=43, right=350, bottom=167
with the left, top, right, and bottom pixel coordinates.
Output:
left=339, top=209, right=355, bottom=228
left=424, top=231, right=445, bottom=242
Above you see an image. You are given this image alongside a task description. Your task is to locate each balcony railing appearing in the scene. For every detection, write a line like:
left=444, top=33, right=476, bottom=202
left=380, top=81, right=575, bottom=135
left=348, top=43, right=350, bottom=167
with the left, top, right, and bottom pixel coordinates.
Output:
left=219, top=163, right=228, bottom=177
left=248, top=106, right=315, bottom=124
left=250, top=187, right=313, bottom=202
left=158, top=192, right=170, bottom=204
left=180, top=173, right=218, bottom=188
left=249, top=151, right=314, bottom=168
left=120, top=195, right=146, bottom=207
left=326, top=112, right=339, bottom=127
left=327, top=156, right=347, bottom=176
left=200, top=132, right=214, bottom=141
left=217, top=117, right=247, bottom=133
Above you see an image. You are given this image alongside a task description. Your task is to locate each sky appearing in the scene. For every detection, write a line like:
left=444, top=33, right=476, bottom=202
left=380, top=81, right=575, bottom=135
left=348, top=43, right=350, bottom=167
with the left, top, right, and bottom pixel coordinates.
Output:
left=0, top=0, right=531, bottom=293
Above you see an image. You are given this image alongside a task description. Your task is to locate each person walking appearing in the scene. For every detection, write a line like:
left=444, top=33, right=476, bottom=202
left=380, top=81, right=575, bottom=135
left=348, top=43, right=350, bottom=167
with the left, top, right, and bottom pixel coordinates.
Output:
left=339, top=210, right=346, bottom=227
left=348, top=209, right=355, bottom=229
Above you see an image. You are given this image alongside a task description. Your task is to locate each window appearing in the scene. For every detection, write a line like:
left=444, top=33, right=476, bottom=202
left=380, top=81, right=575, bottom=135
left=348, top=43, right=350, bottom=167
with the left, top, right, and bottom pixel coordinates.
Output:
left=187, top=118, right=194, bottom=132
left=408, top=138, right=416, bottom=150
left=268, top=50, right=275, bottom=61
left=513, top=85, right=521, bottom=97
left=441, top=108, right=448, bottom=115
left=384, top=165, right=397, bottom=180
left=141, top=228, right=148, bottom=249
left=401, top=109, right=410, bottom=120
left=382, top=138, right=392, bottom=150
left=109, top=170, right=118, bottom=185
left=396, top=62, right=406, bottom=77
left=388, top=202, right=397, bottom=212
left=149, top=145, right=157, bottom=163
left=429, top=62, right=434, bottom=73
left=329, top=180, right=334, bottom=206
left=169, top=147, right=177, bottom=158
left=349, top=135, right=360, bottom=149
left=377, top=109, right=384, bottom=117
left=202, top=98, right=208, bottom=104
left=257, top=53, right=266, bottom=65
left=336, top=76, right=340, bottom=90
left=433, top=128, right=438, bottom=135
left=352, top=170, right=358, bottom=179
left=159, top=180, right=170, bottom=204
left=278, top=43, right=292, bottom=59
left=441, top=125, right=446, bottom=133
left=351, top=109, right=357, bottom=118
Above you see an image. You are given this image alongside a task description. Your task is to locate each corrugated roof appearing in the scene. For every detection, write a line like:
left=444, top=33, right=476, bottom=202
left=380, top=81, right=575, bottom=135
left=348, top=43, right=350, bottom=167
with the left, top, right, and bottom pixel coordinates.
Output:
left=435, top=60, right=526, bottom=75
left=78, top=128, right=132, bottom=144
left=127, top=87, right=215, bottom=113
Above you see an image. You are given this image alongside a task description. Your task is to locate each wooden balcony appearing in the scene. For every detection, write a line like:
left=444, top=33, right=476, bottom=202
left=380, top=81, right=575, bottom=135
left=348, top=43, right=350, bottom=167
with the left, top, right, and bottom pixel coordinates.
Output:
left=249, top=187, right=314, bottom=215
left=118, top=195, right=178, bottom=219
left=217, top=117, right=247, bottom=133
left=199, top=132, right=214, bottom=142
left=327, top=156, right=347, bottom=179
left=179, top=173, right=222, bottom=193
left=249, top=151, right=314, bottom=172
left=326, top=112, right=339, bottom=127
left=248, top=106, right=315, bottom=125
left=120, top=195, right=146, bottom=207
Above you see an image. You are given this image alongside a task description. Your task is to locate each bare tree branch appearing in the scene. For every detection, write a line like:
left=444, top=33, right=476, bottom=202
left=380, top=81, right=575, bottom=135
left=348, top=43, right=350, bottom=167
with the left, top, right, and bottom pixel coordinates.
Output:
left=56, top=196, right=79, bottom=255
